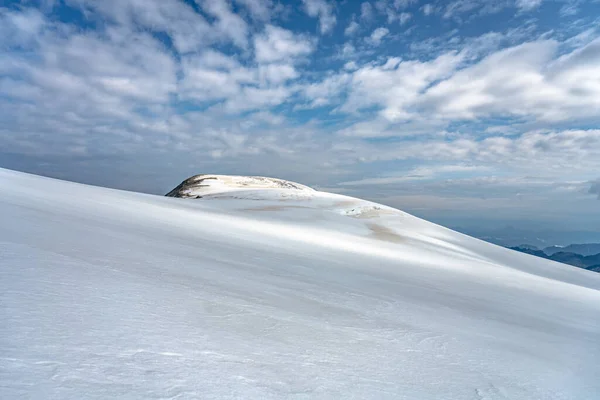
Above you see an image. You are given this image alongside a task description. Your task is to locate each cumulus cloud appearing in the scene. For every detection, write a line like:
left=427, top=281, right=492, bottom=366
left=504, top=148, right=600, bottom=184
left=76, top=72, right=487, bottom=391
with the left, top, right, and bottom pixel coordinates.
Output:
left=2, top=14, right=177, bottom=106
left=254, top=25, right=314, bottom=63
left=302, top=0, right=337, bottom=34
left=200, top=0, right=249, bottom=49
left=61, top=0, right=213, bottom=53
left=419, top=39, right=600, bottom=122
left=318, top=36, right=600, bottom=125
left=300, top=73, right=352, bottom=108
left=182, top=25, right=312, bottom=111
left=344, top=20, right=360, bottom=36
left=258, top=63, right=298, bottom=84
left=344, top=61, right=358, bottom=71
left=179, top=51, right=251, bottom=102
left=0, top=7, right=46, bottom=45
left=366, top=27, right=390, bottom=46
left=234, top=0, right=275, bottom=21
left=340, top=51, right=465, bottom=119
left=422, top=4, right=435, bottom=15
left=360, top=2, right=374, bottom=21
left=0, top=4, right=315, bottom=162
left=399, top=12, right=412, bottom=25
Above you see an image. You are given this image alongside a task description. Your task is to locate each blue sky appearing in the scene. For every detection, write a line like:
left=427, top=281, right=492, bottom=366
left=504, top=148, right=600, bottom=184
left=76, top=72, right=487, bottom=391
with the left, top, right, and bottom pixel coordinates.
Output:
left=1, top=0, right=600, bottom=239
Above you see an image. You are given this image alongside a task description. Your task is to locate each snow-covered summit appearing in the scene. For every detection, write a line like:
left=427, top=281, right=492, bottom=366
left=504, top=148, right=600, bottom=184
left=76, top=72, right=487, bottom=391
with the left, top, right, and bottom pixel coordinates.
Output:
left=165, top=174, right=404, bottom=220
left=1, top=168, right=600, bottom=400
left=166, top=174, right=314, bottom=198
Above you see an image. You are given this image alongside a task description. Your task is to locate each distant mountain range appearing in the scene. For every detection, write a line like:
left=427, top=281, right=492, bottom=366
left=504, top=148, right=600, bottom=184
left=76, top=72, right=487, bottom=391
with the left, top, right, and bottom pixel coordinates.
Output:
left=543, top=243, right=600, bottom=256
left=509, top=244, right=600, bottom=273
left=451, top=225, right=600, bottom=249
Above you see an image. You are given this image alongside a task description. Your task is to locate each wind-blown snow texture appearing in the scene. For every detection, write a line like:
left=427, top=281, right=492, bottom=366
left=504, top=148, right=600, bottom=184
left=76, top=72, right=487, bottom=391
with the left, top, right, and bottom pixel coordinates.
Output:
left=1, top=168, right=599, bottom=399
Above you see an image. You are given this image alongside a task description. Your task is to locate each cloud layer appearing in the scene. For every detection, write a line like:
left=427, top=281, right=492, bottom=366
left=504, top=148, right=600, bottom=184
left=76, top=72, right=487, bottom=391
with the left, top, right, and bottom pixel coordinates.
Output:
left=1, top=0, right=599, bottom=231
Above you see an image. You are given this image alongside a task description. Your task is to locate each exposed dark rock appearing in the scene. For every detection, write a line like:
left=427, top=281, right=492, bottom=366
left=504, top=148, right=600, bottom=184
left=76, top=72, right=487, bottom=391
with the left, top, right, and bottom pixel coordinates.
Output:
left=166, top=174, right=314, bottom=198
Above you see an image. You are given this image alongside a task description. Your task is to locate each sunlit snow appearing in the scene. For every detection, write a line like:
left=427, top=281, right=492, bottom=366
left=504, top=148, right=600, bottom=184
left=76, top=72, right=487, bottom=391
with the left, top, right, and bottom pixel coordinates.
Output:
left=1, top=168, right=599, bottom=399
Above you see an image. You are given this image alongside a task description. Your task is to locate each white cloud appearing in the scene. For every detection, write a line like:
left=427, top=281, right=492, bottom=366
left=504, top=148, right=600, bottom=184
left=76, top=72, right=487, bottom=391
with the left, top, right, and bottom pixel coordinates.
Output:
left=419, top=39, right=600, bottom=122
left=394, top=0, right=418, bottom=9
left=344, top=61, right=358, bottom=71
left=300, top=73, right=351, bottom=108
left=192, top=49, right=240, bottom=70
left=324, top=36, right=600, bottom=126
left=367, top=27, right=390, bottom=46
left=63, top=0, right=213, bottom=53
left=340, top=51, right=465, bottom=120
left=199, top=0, right=249, bottom=49
left=336, top=116, right=447, bottom=138
left=443, top=0, right=477, bottom=18
left=0, top=6, right=316, bottom=163
left=344, top=20, right=360, bottom=36
left=361, top=2, right=374, bottom=21
left=339, top=42, right=357, bottom=59
left=223, top=86, right=292, bottom=112
left=180, top=51, right=253, bottom=102
left=8, top=25, right=177, bottom=105
left=399, top=12, right=412, bottom=25
left=442, top=0, right=513, bottom=19
left=382, top=57, right=402, bottom=69
left=560, top=1, right=579, bottom=17
left=335, top=129, right=600, bottom=176
left=422, top=3, right=434, bottom=15
left=302, top=0, right=337, bottom=34
left=339, top=165, right=488, bottom=185
left=0, top=8, right=46, bottom=46
left=374, top=0, right=387, bottom=13
left=0, top=13, right=184, bottom=157
left=516, top=0, right=543, bottom=11
left=181, top=28, right=309, bottom=109
left=368, top=0, right=411, bottom=24
left=2, top=1, right=600, bottom=223
left=258, top=63, right=298, bottom=84
left=234, top=0, right=274, bottom=21
left=254, top=25, right=314, bottom=63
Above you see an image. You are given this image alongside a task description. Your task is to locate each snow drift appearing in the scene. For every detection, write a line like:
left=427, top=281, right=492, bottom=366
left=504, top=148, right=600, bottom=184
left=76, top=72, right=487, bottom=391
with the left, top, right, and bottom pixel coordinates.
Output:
left=1, top=168, right=599, bottom=399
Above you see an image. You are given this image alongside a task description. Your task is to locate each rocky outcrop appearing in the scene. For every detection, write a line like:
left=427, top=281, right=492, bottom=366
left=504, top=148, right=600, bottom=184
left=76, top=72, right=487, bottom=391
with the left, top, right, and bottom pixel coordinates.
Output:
left=166, top=174, right=314, bottom=198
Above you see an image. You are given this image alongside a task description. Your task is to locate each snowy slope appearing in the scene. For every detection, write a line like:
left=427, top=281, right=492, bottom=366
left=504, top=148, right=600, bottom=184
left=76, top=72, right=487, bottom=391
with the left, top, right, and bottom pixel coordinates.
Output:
left=1, top=168, right=599, bottom=400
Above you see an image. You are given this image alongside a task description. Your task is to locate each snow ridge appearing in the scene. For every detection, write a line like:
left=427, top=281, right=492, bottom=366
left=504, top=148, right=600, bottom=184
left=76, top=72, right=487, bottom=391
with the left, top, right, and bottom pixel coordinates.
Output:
left=1, top=168, right=599, bottom=400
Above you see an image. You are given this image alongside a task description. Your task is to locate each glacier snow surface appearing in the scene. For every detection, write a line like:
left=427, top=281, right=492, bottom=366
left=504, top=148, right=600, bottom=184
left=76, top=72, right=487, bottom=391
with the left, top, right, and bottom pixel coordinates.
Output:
left=1, top=168, right=599, bottom=399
